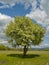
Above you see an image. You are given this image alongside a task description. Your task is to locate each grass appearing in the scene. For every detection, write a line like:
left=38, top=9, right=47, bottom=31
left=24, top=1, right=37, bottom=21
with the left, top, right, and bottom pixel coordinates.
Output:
left=0, top=50, right=49, bottom=65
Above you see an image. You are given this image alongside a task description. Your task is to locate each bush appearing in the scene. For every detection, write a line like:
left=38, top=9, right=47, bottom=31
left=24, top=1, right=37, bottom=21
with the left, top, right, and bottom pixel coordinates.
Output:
left=0, top=44, right=10, bottom=50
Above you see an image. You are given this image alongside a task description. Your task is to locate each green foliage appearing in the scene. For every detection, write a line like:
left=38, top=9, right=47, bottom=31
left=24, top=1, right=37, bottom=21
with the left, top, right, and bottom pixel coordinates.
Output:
left=32, top=24, right=46, bottom=45
left=6, top=16, right=46, bottom=47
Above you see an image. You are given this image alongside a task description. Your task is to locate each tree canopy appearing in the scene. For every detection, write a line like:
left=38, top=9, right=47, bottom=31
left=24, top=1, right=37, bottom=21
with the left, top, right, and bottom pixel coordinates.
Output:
left=6, top=16, right=46, bottom=47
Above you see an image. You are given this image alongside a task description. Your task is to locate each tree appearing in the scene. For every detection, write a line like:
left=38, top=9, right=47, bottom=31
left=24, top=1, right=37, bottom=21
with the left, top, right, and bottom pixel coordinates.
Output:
left=5, top=16, right=46, bottom=56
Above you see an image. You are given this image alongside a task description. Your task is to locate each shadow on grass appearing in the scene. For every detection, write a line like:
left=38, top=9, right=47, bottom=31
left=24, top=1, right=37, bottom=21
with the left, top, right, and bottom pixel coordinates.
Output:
left=7, top=54, right=40, bottom=58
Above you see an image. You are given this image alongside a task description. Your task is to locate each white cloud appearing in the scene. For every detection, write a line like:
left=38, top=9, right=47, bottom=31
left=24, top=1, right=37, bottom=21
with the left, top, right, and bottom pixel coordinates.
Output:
left=0, top=13, right=12, bottom=20
left=0, top=5, right=9, bottom=9
left=31, top=43, right=49, bottom=49
left=39, top=43, right=49, bottom=48
left=41, top=0, right=49, bottom=17
left=41, top=43, right=49, bottom=47
left=0, top=0, right=33, bottom=9
left=45, top=26, right=49, bottom=37
left=25, top=0, right=49, bottom=26
left=26, top=9, right=47, bottom=25
left=0, top=13, right=13, bottom=42
left=26, top=8, right=49, bottom=27
left=0, top=0, right=44, bottom=10
left=0, top=40, right=8, bottom=44
left=0, top=13, right=13, bottom=29
left=0, top=13, right=13, bottom=30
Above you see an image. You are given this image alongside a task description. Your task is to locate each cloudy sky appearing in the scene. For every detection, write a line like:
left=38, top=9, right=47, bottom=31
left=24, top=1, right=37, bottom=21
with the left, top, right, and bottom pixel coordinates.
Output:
left=0, top=0, right=49, bottom=48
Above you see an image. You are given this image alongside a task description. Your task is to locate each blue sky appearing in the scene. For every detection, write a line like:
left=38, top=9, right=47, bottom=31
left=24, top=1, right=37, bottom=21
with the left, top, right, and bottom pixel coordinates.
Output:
left=0, top=0, right=49, bottom=48
left=0, top=3, right=32, bottom=17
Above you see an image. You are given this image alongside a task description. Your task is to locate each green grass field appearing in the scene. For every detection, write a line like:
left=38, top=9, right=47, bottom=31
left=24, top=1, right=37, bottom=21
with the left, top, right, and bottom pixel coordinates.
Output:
left=0, top=50, right=49, bottom=65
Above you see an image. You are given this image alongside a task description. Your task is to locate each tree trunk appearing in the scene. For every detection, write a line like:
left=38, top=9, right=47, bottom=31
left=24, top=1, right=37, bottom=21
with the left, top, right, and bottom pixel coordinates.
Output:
left=23, top=45, right=28, bottom=56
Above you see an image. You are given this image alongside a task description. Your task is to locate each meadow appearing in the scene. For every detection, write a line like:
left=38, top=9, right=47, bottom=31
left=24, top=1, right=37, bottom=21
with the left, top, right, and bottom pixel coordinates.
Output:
left=0, top=50, right=49, bottom=65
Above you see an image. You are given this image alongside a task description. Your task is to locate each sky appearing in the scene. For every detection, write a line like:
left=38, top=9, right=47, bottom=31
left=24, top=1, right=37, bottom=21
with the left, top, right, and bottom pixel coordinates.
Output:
left=0, top=0, right=49, bottom=48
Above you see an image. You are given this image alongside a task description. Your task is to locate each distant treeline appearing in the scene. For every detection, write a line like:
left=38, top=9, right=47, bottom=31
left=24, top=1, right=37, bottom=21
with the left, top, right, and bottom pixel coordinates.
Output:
left=0, top=44, right=49, bottom=51
left=0, top=44, right=23, bottom=51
